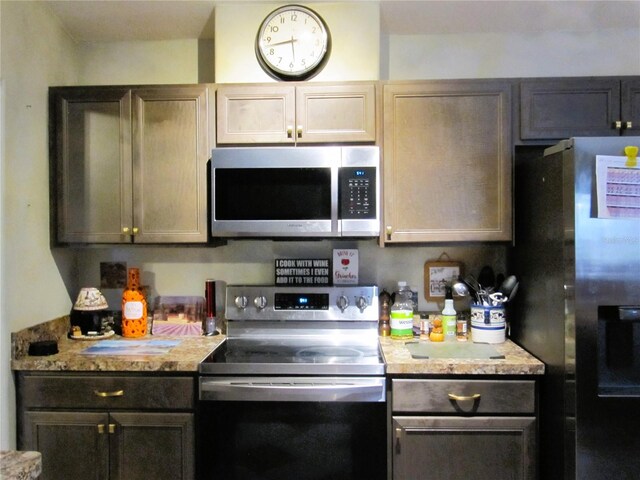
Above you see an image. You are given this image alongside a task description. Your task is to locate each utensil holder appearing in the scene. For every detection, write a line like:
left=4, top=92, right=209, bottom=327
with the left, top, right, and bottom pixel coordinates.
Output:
left=470, top=303, right=506, bottom=343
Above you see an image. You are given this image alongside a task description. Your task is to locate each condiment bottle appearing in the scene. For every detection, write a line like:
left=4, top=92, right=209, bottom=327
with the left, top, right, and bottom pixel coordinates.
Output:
left=121, top=267, right=147, bottom=338
left=378, top=289, right=391, bottom=337
left=390, top=281, right=414, bottom=340
left=441, top=286, right=457, bottom=342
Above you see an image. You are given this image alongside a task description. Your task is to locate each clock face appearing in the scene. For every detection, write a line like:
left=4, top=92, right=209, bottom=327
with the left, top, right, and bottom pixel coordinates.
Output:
left=256, top=5, right=331, bottom=81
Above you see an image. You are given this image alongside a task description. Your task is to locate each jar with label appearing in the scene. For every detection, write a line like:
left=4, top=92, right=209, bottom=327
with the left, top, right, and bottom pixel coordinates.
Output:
left=390, top=281, right=414, bottom=340
left=121, top=267, right=147, bottom=338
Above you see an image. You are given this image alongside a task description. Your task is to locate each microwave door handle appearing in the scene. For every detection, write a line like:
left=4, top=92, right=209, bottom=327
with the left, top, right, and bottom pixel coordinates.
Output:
left=332, top=165, right=340, bottom=235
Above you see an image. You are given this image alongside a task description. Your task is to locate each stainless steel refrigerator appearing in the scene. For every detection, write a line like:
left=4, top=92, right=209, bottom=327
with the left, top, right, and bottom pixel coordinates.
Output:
left=512, top=137, right=640, bottom=479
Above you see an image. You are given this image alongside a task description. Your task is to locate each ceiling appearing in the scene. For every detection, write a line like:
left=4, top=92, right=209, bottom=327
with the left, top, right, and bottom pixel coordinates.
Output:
left=44, top=0, right=640, bottom=42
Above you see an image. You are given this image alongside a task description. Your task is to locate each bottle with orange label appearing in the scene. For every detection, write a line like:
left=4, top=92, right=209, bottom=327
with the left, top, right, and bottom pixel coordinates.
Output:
left=121, top=267, right=147, bottom=338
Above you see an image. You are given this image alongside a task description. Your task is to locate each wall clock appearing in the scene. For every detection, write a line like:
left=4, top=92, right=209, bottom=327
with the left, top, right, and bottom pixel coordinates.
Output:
left=255, top=4, right=331, bottom=81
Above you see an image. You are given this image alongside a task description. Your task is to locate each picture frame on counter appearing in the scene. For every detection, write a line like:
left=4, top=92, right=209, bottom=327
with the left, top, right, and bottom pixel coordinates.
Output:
left=424, top=259, right=462, bottom=302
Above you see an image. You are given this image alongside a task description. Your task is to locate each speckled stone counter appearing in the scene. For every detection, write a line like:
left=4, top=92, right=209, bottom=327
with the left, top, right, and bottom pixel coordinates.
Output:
left=380, top=337, right=544, bottom=375
left=0, top=450, right=42, bottom=479
left=11, top=316, right=225, bottom=372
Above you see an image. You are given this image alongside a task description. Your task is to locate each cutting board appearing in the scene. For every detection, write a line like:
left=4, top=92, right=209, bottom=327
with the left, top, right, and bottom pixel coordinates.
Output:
left=406, top=341, right=504, bottom=359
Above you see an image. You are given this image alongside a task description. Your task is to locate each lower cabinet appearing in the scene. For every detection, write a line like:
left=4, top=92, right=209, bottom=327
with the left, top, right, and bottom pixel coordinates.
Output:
left=16, top=373, right=195, bottom=480
left=391, top=378, right=537, bottom=480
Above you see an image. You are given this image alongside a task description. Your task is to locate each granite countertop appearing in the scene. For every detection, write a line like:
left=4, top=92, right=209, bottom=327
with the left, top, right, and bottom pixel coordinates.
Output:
left=380, top=337, right=545, bottom=375
left=0, top=450, right=42, bottom=480
left=11, top=316, right=225, bottom=372
left=12, top=316, right=543, bottom=375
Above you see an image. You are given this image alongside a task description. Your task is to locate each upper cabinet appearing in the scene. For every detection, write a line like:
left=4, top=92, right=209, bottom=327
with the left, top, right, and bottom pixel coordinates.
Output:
left=216, top=82, right=377, bottom=145
left=383, top=80, right=513, bottom=244
left=519, top=77, right=640, bottom=140
left=51, top=85, right=209, bottom=244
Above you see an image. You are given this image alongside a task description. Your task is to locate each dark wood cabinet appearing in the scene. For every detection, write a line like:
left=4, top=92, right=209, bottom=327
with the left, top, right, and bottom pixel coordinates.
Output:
left=16, top=373, right=195, bottom=480
left=519, top=77, right=640, bottom=140
left=50, top=85, right=210, bottom=244
left=383, top=80, right=513, bottom=243
left=391, top=378, right=537, bottom=480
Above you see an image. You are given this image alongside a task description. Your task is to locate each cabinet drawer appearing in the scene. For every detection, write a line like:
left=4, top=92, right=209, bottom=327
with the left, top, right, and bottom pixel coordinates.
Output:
left=18, top=374, right=194, bottom=410
left=392, top=379, right=535, bottom=414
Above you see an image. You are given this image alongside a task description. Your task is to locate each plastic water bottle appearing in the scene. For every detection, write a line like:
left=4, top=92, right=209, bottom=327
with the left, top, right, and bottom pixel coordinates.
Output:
left=390, top=281, right=414, bottom=339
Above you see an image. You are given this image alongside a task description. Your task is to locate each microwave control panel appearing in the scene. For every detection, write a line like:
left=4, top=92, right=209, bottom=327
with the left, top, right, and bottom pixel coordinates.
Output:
left=339, top=167, right=376, bottom=219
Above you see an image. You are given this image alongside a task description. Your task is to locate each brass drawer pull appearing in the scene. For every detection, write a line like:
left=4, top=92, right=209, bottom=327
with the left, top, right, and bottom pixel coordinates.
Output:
left=94, top=389, right=124, bottom=398
left=448, top=393, right=481, bottom=402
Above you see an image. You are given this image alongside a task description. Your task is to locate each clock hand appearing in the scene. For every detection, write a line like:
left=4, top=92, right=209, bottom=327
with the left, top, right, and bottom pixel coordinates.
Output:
left=290, top=36, right=295, bottom=61
left=267, top=37, right=298, bottom=47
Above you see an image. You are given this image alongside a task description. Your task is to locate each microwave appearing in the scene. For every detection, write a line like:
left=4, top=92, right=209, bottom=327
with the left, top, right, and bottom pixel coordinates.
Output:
left=211, top=146, right=380, bottom=238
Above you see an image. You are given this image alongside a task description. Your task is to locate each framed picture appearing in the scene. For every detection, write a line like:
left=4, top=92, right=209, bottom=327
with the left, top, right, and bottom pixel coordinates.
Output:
left=424, top=260, right=462, bottom=302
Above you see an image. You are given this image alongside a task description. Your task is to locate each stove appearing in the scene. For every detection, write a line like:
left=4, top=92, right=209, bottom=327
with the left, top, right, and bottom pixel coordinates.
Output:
left=197, top=285, right=387, bottom=479
left=199, top=285, right=384, bottom=377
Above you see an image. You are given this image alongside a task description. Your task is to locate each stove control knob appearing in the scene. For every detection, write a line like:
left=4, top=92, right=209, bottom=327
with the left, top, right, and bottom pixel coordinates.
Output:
left=234, top=295, right=248, bottom=310
left=253, top=296, right=268, bottom=310
left=355, top=296, right=369, bottom=313
left=336, top=295, right=349, bottom=312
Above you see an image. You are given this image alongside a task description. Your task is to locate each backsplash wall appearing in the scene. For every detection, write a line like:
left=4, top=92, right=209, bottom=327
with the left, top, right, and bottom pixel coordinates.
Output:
left=75, top=240, right=507, bottom=314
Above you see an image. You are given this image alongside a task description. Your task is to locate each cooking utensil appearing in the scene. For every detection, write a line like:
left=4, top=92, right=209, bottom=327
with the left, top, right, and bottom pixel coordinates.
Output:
left=498, top=275, right=518, bottom=298
left=452, top=280, right=470, bottom=297
left=478, top=266, right=496, bottom=291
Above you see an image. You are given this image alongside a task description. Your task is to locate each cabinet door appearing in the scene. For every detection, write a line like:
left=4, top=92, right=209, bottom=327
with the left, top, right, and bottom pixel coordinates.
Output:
left=295, top=84, right=376, bottom=143
left=109, top=412, right=194, bottom=480
left=52, top=88, right=133, bottom=243
left=383, top=81, right=512, bottom=243
left=621, top=78, right=640, bottom=135
left=132, top=86, right=209, bottom=243
left=23, top=411, right=109, bottom=480
left=392, top=416, right=536, bottom=480
left=216, top=85, right=296, bottom=144
left=520, top=78, right=621, bottom=139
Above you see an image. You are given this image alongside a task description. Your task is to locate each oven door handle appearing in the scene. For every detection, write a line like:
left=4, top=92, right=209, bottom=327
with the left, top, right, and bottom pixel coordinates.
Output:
left=200, top=377, right=386, bottom=402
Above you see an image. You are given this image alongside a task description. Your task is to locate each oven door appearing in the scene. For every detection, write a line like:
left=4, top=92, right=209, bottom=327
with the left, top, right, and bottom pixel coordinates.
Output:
left=211, top=147, right=340, bottom=237
left=198, top=377, right=387, bottom=480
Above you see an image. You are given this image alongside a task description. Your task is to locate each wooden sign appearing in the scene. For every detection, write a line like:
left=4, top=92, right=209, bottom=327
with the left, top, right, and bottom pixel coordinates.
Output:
left=275, top=258, right=331, bottom=286
left=424, top=258, right=462, bottom=302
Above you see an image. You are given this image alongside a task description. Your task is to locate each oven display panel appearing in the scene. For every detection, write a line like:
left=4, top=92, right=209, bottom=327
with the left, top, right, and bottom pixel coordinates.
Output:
left=274, top=293, right=329, bottom=310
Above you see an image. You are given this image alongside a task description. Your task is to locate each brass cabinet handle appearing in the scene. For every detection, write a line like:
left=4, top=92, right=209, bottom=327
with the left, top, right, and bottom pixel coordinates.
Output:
left=395, top=427, right=402, bottom=454
left=97, top=424, right=105, bottom=434
left=448, top=393, right=481, bottom=402
left=108, top=424, right=116, bottom=434
left=132, top=227, right=139, bottom=235
left=287, top=126, right=293, bottom=138
left=122, top=227, right=130, bottom=234
left=385, top=225, right=392, bottom=241
left=626, top=121, right=633, bottom=129
left=94, top=389, right=124, bottom=398
left=297, top=125, right=303, bottom=138
left=615, top=120, right=623, bottom=129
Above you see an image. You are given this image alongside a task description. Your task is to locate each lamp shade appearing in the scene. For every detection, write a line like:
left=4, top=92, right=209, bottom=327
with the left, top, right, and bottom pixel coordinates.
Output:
left=73, top=287, right=109, bottom=311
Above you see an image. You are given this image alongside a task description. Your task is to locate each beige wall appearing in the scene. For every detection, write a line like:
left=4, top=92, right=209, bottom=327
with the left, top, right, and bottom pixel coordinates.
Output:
left=1, top=0, right=639, bottom=450
left=0, top=0, right=80, bottom=449
left=215, top=2, right=380, bottom=83
left=386, top=28, right=640, bottom=79
left=77, top=39, right=201, bottom=85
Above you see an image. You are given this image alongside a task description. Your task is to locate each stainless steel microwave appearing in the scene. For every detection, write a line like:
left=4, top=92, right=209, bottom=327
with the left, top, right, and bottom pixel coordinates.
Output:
left=210, top=146, right=380, bottom=238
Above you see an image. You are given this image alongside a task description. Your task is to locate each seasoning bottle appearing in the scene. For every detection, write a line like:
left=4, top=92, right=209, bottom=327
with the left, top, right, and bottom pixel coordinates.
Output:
left=456, top=314, right=468, bottom=342
left=378, top=289, right=391, bottom=337
left=121, top=267, right=147, bottom=338
left=390, top=282, right=414, bottom=340
left=441, top=286, right=457, bottom=342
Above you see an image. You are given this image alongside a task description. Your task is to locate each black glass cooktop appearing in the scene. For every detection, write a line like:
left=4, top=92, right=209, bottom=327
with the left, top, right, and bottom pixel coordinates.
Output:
left=199, top=338, right=384, bottom=376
